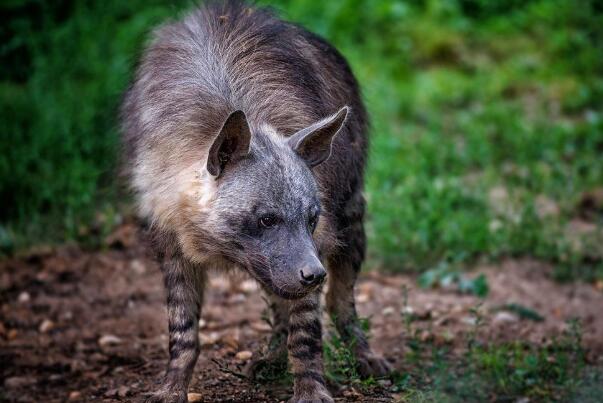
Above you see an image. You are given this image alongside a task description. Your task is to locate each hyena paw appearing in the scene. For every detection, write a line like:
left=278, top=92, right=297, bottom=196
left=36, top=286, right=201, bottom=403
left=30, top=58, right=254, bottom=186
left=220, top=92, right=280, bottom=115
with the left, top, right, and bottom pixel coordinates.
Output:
left=356, top=350, right=393, bottom=378
left=288, top=387, right=334, bottom=403
left=143, top=389, right=187, bottom=403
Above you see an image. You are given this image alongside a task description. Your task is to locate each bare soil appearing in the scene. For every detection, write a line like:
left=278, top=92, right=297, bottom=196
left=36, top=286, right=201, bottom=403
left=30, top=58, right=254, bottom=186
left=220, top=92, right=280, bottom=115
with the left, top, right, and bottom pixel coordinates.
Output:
left=1, top=224, right=602, bottom=402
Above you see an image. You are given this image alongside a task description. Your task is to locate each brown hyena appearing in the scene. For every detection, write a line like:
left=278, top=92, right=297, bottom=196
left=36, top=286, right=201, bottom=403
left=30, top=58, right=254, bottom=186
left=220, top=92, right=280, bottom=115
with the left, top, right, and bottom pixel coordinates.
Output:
left=121, top=1, right=391, bottom=402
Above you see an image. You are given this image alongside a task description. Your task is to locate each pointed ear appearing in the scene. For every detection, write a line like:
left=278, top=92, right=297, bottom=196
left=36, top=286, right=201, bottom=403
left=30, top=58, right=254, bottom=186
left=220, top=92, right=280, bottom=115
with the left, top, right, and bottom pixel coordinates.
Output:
left=207, top=110, right=251, bottom=177
left=288, top=106, right=349, bottom=167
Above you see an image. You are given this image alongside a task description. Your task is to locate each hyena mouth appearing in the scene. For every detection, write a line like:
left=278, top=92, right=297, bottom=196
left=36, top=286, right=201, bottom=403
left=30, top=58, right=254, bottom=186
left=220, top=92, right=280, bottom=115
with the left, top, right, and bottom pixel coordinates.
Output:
left=245, top=267, right=313, bottom=300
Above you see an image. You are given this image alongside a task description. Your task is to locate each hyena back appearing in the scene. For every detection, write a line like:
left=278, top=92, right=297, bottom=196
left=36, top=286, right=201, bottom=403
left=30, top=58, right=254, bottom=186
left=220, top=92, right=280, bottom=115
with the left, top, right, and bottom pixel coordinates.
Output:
left=121, top=1, right=390, bottom=402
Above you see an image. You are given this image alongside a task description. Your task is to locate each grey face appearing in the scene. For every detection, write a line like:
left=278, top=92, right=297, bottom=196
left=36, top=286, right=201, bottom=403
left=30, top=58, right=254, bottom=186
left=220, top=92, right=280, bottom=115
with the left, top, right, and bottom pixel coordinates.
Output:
left=207, top=108, right=348, bottom=299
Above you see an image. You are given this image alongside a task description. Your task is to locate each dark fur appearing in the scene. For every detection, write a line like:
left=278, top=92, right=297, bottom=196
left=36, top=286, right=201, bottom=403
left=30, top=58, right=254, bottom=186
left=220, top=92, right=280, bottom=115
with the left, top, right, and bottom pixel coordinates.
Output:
left=121, top=2, right=389, bottom=402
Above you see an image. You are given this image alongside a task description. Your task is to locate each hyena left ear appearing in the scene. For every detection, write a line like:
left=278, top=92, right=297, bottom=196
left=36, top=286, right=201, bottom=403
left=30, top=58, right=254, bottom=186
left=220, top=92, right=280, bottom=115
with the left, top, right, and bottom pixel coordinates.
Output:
left=288, top=106, right=349, bottom=167
left=207, top=110, right=252, bottom=177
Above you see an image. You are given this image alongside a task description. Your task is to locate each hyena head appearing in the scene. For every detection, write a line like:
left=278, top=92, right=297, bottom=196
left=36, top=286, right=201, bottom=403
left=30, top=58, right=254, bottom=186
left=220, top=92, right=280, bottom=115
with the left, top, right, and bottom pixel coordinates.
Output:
left=207, top=107, right=348, bottom=299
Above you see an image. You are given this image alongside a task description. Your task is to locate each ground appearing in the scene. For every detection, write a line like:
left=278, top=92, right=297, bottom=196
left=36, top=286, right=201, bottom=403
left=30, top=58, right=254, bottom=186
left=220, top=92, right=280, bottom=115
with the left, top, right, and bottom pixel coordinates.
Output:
left=1, top=224, right=602, bottom=402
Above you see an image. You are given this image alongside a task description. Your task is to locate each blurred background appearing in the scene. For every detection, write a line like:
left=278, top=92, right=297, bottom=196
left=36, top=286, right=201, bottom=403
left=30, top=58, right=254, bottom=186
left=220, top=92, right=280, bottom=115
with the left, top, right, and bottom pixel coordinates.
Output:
left=2, top=1, right=603, bottom=401
left=2, top=0, right=603, bottom=279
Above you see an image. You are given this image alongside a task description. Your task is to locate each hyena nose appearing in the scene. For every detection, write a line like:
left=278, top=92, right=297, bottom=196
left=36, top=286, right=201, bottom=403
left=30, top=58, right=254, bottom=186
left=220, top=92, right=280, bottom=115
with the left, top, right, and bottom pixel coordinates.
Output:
left=299, top=266, right=327, bottom=287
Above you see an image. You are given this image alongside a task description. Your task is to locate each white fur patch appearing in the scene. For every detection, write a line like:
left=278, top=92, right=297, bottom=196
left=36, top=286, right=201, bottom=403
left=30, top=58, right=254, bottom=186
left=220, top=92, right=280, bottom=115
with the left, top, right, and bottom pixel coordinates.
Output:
left=133, top=151, right=217, bottom=230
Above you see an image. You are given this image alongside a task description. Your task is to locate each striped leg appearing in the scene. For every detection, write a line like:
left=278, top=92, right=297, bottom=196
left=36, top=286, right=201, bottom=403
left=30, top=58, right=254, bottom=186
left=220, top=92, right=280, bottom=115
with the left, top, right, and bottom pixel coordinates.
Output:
left=246, top=292, right=289, bottom=379
left=287, top=292, right=333, bottom=403
left=147, top=257, right=206, bottom=403
left=326, top=204, right=391, bottom=378
left=326, top=259, right=391, bottom=378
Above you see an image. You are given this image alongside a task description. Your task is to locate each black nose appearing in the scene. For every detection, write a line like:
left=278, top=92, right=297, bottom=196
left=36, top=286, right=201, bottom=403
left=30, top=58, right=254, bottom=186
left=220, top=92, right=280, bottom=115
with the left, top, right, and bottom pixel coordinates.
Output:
left=299, top=266, right=327, bottom=287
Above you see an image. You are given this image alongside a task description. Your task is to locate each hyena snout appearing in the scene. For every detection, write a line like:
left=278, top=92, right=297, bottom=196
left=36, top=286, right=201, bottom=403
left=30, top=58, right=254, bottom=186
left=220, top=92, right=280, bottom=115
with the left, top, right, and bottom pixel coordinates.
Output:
left=296, top=253, right=327, bottom=288
left=299, top=264, right=327, bottom=287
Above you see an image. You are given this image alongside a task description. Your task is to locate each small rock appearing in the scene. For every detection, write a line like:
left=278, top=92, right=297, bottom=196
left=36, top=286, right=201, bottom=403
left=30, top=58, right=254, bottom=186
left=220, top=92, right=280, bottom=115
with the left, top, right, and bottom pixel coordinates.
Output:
left=198, top=318, right=206, bottom=329
left=18, top=292, right=31, bottom=304
left=129, top=259, right=146, bottom=274
left=105, top=388, right=118, bottom=397
left=117, top=385, right=130, bottom=397
left=235, top=350, right=253, bottom=361
left=98, top=334, right=122, bottom=347
left=4, top=376, right=36, bottom=388
left=381, top=306, right=395, bottom=316
left=39, top=319, right=55, bottom=333
left=250, top=321, right=271, bottom=333
left=493, top=311, right=518, bottom=325
left=68, top=391, right=81, bottom=400
left=461, top=316, right=477, bottom=326
left=356, top=293, right=369, bottom=303
left=200, top=332, right=220, bottom=346
left=400, top=306, right=414, bottom=316
left=7, top=329, right=18, bottom=340
left=188, top=392, right=203, bottom=402
left=222, top=334, right=239, bottom=350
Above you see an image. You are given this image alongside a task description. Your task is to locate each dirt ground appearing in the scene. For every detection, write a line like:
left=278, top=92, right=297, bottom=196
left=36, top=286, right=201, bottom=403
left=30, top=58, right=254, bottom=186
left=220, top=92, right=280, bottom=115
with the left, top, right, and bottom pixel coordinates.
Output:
left=1, top=224, right=603, bottom=402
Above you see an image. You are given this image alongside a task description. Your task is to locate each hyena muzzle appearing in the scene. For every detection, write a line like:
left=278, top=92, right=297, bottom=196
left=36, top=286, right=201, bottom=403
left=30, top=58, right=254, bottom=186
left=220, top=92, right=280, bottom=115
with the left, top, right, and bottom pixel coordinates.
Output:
left=121, top=1, right=391, bottom=402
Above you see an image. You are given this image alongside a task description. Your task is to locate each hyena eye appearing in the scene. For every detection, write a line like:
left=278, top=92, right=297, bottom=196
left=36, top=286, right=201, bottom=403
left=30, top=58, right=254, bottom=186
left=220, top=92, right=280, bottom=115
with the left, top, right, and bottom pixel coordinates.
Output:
left=259, top=214, right=278, bottom=229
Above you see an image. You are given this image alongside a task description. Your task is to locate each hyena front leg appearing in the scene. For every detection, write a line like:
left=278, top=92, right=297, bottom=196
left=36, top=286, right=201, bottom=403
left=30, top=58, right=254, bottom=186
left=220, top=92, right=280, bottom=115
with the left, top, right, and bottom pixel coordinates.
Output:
left=287, top=291, right=333, bottom=403
left=246, top=292, right=289, bottom=379
left=326, top=221, right=392, bottom=378
left=146, top=257, right=206, bottom=403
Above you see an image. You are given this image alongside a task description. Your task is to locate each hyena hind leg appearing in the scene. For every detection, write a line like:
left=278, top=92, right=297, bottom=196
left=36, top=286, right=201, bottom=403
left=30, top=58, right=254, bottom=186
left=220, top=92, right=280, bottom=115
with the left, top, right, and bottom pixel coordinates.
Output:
left=325, top=233, right=392, bottom=378
left=245, top=291, right=289, bottom=380
left=146, top=257, right=206, bottom=403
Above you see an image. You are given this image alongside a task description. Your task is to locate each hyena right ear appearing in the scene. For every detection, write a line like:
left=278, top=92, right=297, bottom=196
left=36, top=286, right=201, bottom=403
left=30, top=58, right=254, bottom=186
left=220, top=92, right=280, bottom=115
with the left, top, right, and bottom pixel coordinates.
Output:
left=207, top=110, right=251, bottom=177
left=288, top=106, right=349, bottom=167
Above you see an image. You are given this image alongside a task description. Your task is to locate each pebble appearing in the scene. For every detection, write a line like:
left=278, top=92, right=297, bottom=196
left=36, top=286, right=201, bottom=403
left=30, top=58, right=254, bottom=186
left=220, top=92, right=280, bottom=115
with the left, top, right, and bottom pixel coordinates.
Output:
left=235, top=350, right=253, bottom=361
left=39, top=319, right=55, bottom=333
left=250, top=321, right=271, bottom=332
left=98, top=334, right=122, bottom=347
left=493, top=311, right=518, bottom=324
left=4, top=376, right=36, bottom=388
left=222, top=334, right=239, bottom=350
left=381, top=306, right=395, bottom=316
left=356, top=293, right=369, bottom=303
left=18, top=292, right=31, bottom=304
left=200, top=332, right=220, bottom=346
left=188, top=393, right=203, bottom=402
left=129, top=259, right=146, bottom=274
left=7, top=329, right=18, bottom=340
left=68, top=391, right=81, bottom=400
left=117, top=385, right=130, bottom=397
left=400, top=306, right=414, bottom=316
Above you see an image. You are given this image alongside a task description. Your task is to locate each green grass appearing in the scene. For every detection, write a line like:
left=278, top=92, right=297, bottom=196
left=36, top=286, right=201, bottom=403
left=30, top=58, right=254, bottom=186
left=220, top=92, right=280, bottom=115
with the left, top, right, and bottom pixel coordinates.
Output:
left=320, top=311, right=596, bottom=402
left=2, top=0, right=603, bottom=277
